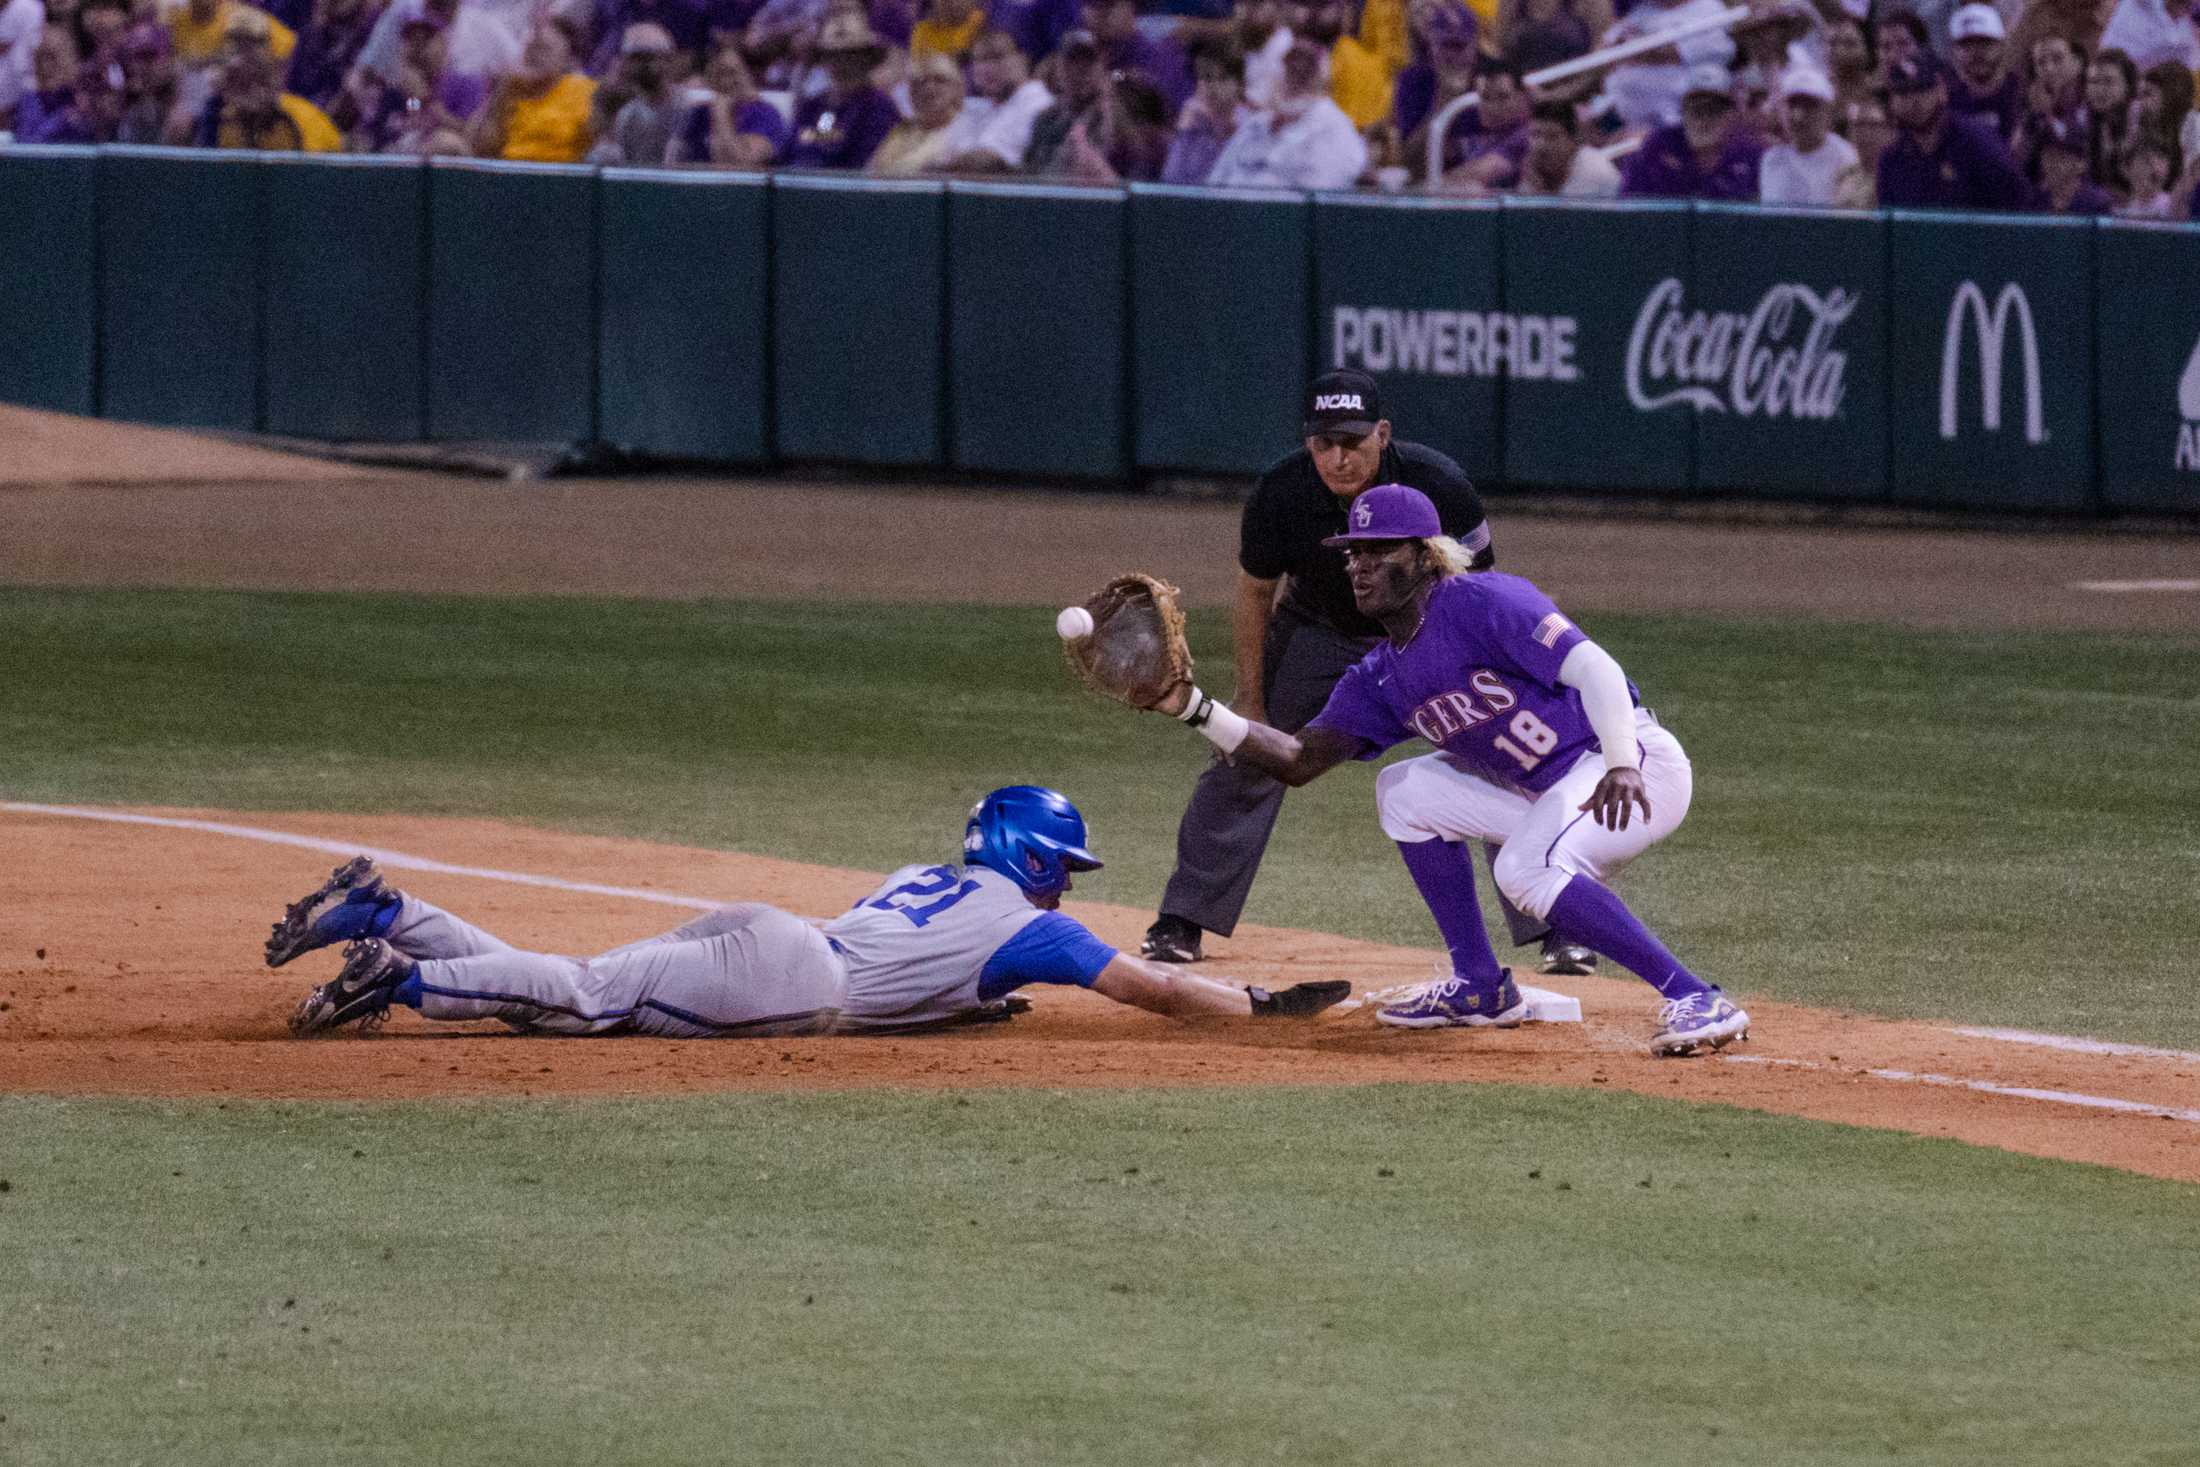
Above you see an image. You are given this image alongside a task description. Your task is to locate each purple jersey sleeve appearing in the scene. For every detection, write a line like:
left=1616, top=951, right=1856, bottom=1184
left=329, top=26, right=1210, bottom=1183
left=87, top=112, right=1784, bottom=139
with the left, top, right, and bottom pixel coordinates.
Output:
left=1473, top=575, right=1585, bottom=689
left=1305, top=657, right=1404, bottom=760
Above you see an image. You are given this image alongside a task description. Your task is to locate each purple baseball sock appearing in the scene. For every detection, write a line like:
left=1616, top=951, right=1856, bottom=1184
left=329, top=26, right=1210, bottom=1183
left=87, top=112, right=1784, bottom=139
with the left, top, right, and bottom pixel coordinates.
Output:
left=1546, top=877, right=1709, bottom=999
left=1396, top=839, right=1505, bottom=987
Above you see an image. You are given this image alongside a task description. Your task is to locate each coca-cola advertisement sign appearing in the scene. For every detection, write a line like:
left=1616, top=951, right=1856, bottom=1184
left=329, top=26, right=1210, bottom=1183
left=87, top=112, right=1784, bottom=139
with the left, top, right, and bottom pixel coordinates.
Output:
left=1624, top=277, right=1856, bottom=420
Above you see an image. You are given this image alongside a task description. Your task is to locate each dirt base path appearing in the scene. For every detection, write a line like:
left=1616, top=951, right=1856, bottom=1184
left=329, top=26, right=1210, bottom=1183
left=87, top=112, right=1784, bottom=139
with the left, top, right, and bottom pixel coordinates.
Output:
left=5, top=806, right=2196, bottom=1183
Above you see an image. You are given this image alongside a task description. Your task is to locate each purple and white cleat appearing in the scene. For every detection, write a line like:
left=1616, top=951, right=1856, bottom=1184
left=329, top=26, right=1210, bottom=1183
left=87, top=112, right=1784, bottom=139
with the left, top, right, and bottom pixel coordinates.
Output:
left=1377, top=971, right=1529, bottom=1030
left=1650, top=988, right=1751, bottom=1057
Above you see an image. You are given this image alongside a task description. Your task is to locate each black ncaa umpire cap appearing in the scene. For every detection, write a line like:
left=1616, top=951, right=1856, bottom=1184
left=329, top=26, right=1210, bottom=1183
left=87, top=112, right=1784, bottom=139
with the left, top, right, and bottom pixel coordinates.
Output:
left=1303, top=370, right=1383, bottom=438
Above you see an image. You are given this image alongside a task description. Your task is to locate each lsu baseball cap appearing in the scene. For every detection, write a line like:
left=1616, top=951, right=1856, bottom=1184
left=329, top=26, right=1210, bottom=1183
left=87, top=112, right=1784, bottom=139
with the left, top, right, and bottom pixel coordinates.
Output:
left=1948, top=3, right=2005, bottom=41
left=1304, top=370, right=1382, bottom=437
left=1321, top=484, right=1442, bottom=546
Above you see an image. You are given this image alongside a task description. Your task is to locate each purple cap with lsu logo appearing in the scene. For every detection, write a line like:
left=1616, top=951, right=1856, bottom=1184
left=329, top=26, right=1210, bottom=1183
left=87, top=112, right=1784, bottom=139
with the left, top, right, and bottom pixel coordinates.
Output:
left=1321, top=483, right=1442, bottom=545
left=1304, top=369, right=1383, bottom=438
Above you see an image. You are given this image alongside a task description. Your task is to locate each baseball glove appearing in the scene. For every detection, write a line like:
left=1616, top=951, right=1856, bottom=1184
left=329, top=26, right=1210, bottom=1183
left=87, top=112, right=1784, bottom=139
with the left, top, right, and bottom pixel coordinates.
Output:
left=1062, top=573, right=1194, bottom=712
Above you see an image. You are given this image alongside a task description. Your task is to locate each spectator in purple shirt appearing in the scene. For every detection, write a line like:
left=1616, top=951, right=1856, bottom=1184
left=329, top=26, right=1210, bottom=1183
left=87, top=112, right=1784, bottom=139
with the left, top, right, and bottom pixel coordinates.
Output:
left=1441, top=59, right=1532, bottom=191
left=1877, top=51, right=2032, bottom=208
left=2033, top=109, right=2115, bottom=207
left=1161, top=36, right=1247, bottom=182
left=1082, top=0, right=1191, bottom=112
left=16, top=28, right=102, bottom=140
left=286, top=0, right=382, bottom=106
left=1392, top=1, right=1476, bottom=158
left=113, top=22, right=180, bottom=142
left=780, top=9, right=900, bottom=166
left=1621, top=63, right=1767, bottom=200
left=669, top=34, right=788, bottom=162
left=1946, top=2, right=2022, bottom=139
left=354, top=9, right=485, bottom=148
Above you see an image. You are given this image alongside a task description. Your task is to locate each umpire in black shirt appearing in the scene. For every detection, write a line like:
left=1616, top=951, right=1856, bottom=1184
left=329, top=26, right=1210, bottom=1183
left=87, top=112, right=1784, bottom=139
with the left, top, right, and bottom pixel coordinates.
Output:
left=1140, top=370, right=1596, bottom=978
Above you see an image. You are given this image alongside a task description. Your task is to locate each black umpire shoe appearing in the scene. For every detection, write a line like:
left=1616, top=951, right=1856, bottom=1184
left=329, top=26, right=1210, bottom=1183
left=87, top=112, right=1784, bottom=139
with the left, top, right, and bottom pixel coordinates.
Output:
left=1140, top=914, right=1203, bottom=963
left=1538, top=936, right=1598, bottom=977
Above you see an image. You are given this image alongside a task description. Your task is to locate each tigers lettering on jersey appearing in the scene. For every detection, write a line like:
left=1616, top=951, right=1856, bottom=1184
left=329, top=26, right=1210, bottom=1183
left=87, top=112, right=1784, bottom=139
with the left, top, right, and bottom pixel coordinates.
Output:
left=1407, top=670, right=1518, bottom=743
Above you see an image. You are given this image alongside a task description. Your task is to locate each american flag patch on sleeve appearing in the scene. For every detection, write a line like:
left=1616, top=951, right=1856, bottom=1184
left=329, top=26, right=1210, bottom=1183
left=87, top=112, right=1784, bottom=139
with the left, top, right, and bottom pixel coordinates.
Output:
left=1532, top=613, right=1573, bottom=649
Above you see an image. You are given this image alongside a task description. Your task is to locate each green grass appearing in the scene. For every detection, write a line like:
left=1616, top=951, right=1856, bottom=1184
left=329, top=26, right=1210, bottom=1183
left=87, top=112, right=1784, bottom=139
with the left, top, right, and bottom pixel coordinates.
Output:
left=5, top=1086, right=2197, bottom=1467
left=4, top=587, right=2197, bottom=1044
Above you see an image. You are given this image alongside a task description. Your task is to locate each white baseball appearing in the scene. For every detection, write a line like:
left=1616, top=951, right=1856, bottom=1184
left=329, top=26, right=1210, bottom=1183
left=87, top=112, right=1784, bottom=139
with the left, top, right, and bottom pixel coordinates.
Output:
left=1055, top=606, right=1095, bottom=640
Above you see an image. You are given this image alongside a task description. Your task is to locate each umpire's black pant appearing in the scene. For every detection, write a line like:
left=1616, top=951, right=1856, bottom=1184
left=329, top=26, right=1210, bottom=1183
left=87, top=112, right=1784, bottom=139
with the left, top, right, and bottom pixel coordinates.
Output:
left=1157, top=605, right=1549, bottom=947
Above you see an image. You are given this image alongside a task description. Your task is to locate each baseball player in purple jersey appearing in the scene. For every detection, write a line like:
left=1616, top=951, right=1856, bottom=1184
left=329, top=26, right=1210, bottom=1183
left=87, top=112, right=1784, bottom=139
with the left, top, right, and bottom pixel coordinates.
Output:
left=1153, top=484, right=1751, bottom=1057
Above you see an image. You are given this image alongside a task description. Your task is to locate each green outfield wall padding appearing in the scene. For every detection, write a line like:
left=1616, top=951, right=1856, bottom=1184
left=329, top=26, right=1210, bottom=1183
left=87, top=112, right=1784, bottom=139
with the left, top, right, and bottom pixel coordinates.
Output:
left=772, top=176, right=945, bottom=466
left=425, top=160, right=596, bottom=443
left=0, top=148, right=98, bottom=416
left=21, top=147, right=2200, bottom=514
left=97, top=148, right=263, bottom=431
left=2095, top=222, right=2200, bottom=512
left=1131, top=186, right=1310, bottom=476
left=1687, top=205, right=1887, bottom=500
left=262, top=156, right=427, bottom=441
left=1312, top=196, right=1502, bottom=485
left=1499, top=199, right=1693, bottom=492
left=1887, top=212, right=2095, bottom=512
left=597, top=170, right=771, bottom=462
left=947, top=183, right=1128, bottom=478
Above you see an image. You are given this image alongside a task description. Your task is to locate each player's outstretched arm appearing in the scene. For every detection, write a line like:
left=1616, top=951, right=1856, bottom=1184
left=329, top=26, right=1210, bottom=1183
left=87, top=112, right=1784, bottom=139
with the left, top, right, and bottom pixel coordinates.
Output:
left=1155, top=683, right=1363, bottom=788
left=1092, top=953, right=1350, bottom=1021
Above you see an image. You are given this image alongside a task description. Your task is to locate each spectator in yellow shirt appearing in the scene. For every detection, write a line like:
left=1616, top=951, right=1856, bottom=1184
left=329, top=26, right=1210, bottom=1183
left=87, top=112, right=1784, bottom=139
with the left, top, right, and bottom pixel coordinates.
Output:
left=472, top=16, right=594, bottom=161
left=1359, top=0, right=1410, bottom=76
left=167, top=0, right=296, bottom=68
left=1303, top=0, right=1391, bottom=127
left=910, top=0, right=984, bottom=60
left=188, top=33, right=341, bottom=148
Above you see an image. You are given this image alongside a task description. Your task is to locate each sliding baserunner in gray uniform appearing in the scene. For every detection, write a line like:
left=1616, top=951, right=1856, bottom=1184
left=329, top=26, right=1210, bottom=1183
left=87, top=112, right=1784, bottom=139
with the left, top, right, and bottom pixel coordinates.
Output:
left=272, top=787, right=1353, bottom=1038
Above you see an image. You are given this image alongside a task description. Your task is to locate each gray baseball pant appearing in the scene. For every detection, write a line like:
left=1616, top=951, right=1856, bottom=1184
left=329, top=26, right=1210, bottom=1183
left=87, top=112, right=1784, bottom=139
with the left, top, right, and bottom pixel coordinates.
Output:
left=382, top=895, right=845, bottom=1038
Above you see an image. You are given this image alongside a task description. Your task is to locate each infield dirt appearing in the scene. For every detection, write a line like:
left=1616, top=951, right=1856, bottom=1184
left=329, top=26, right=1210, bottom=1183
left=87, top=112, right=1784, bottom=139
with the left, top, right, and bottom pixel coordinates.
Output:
left=5, top=409, right=2198, bottom=1182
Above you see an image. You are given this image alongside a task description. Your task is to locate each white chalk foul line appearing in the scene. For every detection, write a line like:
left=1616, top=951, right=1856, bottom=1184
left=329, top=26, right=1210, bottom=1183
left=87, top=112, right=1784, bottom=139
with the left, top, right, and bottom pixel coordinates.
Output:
left=1725, top=1055, right=2200, bottom=1125
left=1948, top=1027, right=2200, bottom=1065
left=1, top=802, right=725, bottom=912
left=2068, top=579, right=2200, bottom=593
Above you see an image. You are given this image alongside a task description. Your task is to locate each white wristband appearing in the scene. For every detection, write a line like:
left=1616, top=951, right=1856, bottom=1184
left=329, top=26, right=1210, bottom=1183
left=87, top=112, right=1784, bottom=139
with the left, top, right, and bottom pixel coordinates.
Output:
left=1176, top=686, right=1251, bottom=754
left=1199, top=702, right=1251, bottom=754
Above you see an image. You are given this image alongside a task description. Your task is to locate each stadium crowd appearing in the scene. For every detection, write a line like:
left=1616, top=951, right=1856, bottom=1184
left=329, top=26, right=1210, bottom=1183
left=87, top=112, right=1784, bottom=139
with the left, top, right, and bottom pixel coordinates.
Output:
left=1, top=0, right=2196, bottom=214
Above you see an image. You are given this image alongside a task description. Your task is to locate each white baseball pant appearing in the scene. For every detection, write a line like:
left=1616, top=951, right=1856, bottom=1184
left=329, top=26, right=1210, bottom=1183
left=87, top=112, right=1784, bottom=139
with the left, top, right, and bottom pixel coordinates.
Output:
left=1375, top=710, right=1693, bottom=921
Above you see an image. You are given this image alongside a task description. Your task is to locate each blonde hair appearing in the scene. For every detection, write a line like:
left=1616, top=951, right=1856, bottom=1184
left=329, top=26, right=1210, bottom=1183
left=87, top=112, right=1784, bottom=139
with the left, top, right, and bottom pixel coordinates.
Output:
left=1422, top=536, right=1479, bottom=577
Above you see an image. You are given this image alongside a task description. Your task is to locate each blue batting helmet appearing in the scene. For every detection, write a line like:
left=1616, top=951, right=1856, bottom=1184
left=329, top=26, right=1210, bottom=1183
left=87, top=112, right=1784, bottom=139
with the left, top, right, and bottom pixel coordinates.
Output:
left=963, top=785, right=1103, bottom=896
